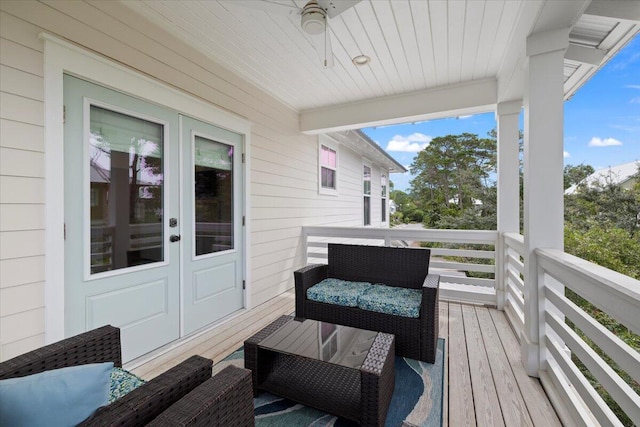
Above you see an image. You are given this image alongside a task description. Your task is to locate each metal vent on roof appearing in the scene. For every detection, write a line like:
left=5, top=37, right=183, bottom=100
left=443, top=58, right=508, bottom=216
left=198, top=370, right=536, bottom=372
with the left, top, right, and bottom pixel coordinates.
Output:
left=570, top=15, right=617, bottom=47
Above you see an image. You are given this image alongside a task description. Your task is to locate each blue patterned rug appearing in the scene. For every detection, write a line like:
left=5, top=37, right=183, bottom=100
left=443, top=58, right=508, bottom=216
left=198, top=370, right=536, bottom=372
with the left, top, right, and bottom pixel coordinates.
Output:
left=215, top=338, right=445, bottom=427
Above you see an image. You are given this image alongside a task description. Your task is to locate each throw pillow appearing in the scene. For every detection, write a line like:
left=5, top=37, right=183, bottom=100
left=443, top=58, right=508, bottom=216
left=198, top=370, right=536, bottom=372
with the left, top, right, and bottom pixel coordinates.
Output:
left=109, top=367, right=146, bottom=403
left=0, top=362, right=113, bottom=427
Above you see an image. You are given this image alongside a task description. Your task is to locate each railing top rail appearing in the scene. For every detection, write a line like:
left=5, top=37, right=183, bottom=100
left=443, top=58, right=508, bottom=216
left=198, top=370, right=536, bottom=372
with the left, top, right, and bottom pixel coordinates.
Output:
left=536, top=248, right=640, bottom=299
left=303, top=226, right=498, bottom=244
left=536, top=247, right=640, bottom=333
left=503, top=232, right=524, bottom=243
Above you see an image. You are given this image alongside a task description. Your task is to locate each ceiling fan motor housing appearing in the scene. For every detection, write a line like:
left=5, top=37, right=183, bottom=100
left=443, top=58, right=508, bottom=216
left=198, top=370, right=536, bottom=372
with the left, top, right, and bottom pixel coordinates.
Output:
left=301, top=1, right=326, bottom=35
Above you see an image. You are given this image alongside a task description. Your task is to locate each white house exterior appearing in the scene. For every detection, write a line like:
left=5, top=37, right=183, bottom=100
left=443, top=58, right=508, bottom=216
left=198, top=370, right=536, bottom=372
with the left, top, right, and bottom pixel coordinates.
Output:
left=1, top=1, right=640, bottom=424
left=0, top=2, right=404, bottom=362
left=565, top=160, right=640, bottom=194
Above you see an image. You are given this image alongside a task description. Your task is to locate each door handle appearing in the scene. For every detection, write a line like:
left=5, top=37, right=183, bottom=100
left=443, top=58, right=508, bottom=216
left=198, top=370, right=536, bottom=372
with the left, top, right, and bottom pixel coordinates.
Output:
left=170, top=235, right=181, bottom=243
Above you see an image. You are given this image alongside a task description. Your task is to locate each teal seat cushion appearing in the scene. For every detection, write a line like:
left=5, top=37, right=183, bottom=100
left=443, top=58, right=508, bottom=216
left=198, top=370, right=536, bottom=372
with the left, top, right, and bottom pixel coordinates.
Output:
left=109, top=367, right=146, bottom=403
left=0, top=362, right=113, bottom=427
left=307, top=278, right=371, bottom=307
left=357, top=284, right=422, bottom=318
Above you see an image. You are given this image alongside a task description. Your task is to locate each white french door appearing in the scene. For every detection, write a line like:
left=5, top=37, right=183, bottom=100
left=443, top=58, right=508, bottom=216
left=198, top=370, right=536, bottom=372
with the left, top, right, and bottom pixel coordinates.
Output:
left=180, top=116, right=244, bottom=335
left=63, top=75, right=244, bottom=362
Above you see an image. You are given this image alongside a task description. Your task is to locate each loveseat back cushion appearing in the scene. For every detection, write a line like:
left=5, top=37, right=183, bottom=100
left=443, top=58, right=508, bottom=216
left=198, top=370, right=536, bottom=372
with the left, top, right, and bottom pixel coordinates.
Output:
left=357, top=284, right=422, bottom=318
left=328, top=244, right=430, bottom=289
left=306, top=278, right=371, bottom=307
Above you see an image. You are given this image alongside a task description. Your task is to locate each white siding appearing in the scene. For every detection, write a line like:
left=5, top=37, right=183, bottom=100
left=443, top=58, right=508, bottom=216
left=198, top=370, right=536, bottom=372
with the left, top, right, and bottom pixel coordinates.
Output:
left=0, top=10, right=46, bottom=361
left=0, top=1, right=393, bottom=360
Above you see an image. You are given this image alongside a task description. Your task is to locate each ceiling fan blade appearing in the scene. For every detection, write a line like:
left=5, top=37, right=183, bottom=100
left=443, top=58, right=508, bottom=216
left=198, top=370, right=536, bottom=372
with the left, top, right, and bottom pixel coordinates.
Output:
left=317, top=0, right=362, bottom=19
left=227, top=0, right=301, bottom=16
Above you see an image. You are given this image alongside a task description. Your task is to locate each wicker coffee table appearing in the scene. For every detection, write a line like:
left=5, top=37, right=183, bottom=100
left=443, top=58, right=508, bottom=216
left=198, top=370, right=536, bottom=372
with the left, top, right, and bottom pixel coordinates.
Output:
left=244, top=315, right=395, bottom=427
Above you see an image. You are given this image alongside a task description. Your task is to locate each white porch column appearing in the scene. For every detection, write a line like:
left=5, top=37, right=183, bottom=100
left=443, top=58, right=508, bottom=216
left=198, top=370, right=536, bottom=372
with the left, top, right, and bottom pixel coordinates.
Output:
left=522, top=28, right=569, bottom=377
left=496, top=100, right=522, bottom=310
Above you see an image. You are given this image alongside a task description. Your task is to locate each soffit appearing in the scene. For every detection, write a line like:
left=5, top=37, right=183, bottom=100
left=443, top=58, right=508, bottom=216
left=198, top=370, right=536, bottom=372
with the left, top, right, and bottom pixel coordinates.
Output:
left=117, top=0, right=639, bottom=127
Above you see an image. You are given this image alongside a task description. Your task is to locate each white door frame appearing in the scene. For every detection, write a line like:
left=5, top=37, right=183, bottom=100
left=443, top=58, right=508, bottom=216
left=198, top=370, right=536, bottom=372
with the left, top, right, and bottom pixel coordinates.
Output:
left=42, top=33, right=252, bottom=344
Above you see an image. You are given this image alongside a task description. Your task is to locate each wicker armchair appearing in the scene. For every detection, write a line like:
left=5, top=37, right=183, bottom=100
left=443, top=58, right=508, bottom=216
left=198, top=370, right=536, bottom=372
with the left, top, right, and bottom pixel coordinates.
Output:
left=0, top=325, right=255, bottom=426
left=295, top=243, right=440, bottom=363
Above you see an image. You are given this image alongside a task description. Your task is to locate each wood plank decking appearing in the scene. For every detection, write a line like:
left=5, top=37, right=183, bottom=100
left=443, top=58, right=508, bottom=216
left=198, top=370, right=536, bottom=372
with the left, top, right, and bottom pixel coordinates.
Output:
left=131, top=295, right=561, bottom=426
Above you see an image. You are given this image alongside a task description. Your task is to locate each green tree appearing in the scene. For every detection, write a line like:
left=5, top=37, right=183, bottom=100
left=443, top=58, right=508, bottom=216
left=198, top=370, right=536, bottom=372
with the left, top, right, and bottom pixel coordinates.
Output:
left=565, top=174, right=640, bottom=236
left=564, top=163, right=595, bottom=190
left=409, top=133, right=496, bottom=227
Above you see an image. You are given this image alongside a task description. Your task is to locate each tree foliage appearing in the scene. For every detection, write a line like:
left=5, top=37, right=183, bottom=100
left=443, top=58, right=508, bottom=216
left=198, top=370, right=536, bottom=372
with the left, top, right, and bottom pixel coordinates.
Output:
left=564, top=163, right=595, bottom=190
left=409, top=132, right=496, bottom=228
left=563, top=166, right=640, bottom=426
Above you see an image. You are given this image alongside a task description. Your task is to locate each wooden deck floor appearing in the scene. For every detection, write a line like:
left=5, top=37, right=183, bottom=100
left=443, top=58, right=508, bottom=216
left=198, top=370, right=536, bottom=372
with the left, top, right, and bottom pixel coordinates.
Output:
left=131, top=295, right=561, bottom=426
left=441, top=301, right=561, bottom=427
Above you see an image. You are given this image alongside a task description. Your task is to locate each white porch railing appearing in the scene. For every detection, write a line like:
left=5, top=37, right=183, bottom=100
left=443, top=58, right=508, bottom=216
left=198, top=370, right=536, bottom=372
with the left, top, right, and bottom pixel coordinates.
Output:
left=302, top=226, right=499, bottom=305
left=503, top=232, right=525, bottom=336
left=536, top=249, right=640, bottom=426
left=301, top=225, right=640, bottom=425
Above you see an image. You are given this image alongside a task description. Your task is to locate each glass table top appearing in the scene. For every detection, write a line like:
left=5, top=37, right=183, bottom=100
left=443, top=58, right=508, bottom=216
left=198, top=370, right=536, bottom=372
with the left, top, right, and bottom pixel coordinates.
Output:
left=258, top=318, right=378, bottom=369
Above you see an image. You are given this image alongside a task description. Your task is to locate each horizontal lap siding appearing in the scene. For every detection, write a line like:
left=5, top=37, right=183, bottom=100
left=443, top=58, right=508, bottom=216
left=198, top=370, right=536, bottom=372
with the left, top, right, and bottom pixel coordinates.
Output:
left=0, top=10, right=46, bottom=361
left=0, top=1, right=389, bottom=360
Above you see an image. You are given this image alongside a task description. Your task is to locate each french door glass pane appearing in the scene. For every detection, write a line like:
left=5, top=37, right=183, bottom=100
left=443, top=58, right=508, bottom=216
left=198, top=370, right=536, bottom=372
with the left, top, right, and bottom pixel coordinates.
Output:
left=194, top=136, right=234, bottom=256
left=89, top=105, right=164, bottom=274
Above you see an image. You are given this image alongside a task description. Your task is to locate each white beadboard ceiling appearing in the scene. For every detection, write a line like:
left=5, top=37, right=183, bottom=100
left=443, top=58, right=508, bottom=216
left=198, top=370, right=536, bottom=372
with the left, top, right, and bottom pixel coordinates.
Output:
left=119, top=0, right=639, bottom=127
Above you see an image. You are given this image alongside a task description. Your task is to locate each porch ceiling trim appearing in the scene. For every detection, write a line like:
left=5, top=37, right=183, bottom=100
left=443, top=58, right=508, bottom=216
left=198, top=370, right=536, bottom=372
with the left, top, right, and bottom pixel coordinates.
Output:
left=584, top=0, right=640, bottom=23
left=300, top=79, right=497, bottom=135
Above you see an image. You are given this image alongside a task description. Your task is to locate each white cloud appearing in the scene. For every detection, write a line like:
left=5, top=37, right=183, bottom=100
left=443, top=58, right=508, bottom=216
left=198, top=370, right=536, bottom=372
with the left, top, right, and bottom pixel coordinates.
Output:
left=563, top=151, right=571, bottom=158
left=457, top=115, right=473, bottom=119
left=386, top=133, right=432, bottom=152
left=588, top=137, right=623, bottom=147
left=630, top=97, right=640, bottom=104
left=626, top=84, right=640, bottom=89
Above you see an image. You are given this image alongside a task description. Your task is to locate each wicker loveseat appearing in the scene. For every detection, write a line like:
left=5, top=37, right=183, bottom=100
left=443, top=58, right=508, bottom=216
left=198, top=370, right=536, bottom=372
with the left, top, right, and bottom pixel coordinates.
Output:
left=295, top=243, right=440, bottom=363
left=0, top=325, right=255, bottom=426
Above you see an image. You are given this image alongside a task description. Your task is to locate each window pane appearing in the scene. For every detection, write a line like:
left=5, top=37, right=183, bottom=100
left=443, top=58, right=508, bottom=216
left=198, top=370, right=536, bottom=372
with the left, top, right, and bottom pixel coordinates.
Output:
left=381, top=175, right=387, bottom=197
left=364, top=196, right=371, bottom=226
left=89, top=105, right=164, bottom=274
left=321, top=146, right=329, bottom=166
left=321, top=145, right=336, bottom=168
left=321, top=167, right=335, bottom=189
left=382, top=198, right=386, bottom=220
left=194, top=136, right=234, bottom=256
left=363, top=165, right=371, bottom=195
left=327, top=148, right=336, bottom=168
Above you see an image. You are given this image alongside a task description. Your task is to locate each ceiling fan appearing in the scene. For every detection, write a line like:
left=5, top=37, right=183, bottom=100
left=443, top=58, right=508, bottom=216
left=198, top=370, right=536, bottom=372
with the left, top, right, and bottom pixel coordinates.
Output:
left=229, top=0, right=362, bottom=68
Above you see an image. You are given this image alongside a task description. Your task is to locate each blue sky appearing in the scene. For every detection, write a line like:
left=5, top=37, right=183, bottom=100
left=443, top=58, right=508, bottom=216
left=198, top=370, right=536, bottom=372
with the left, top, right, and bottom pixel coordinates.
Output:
left=362, top=35, right=640, bottom=193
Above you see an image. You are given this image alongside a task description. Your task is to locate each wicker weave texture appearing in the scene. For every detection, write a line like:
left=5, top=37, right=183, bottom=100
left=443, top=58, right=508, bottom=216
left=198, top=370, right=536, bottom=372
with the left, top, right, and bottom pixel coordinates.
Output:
left=361, top=333, right=395, bottom=426
left=79, top=355, right=213, bottom=426
left=295, top=244, right=440, bottom=363
left=245, top=315, right=395, bottom=426
left=147, top=366, right=255, bottom=427
left=328, top=243, right=430, bottom=289
left=0, top=325, right=122, bottom=380
left=0, top=325, right=227, bottom=427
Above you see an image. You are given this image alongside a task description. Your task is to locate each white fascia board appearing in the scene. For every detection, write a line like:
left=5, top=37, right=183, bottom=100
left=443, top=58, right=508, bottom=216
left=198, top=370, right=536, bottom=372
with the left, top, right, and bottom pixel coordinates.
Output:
left=565, top=44, right=606, bottom=66
left=300, top=79, right=497, bottom=135
left=584, top=0, right=640, bottom=22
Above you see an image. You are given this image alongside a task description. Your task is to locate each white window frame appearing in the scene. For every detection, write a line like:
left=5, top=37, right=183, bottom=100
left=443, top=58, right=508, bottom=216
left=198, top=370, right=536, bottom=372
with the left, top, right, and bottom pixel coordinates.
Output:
left=363, top=159, right=372, bottom=226
left=318, top=136, right=338, bottom=195
left=381, top=172, right=388, bottom=225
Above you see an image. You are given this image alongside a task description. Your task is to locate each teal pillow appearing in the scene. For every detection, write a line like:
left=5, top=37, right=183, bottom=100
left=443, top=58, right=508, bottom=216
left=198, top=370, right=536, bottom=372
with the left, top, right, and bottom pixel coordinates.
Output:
left=109, top=367, right=146, bottom=403
left=0, top=362, right=113, bottom=427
